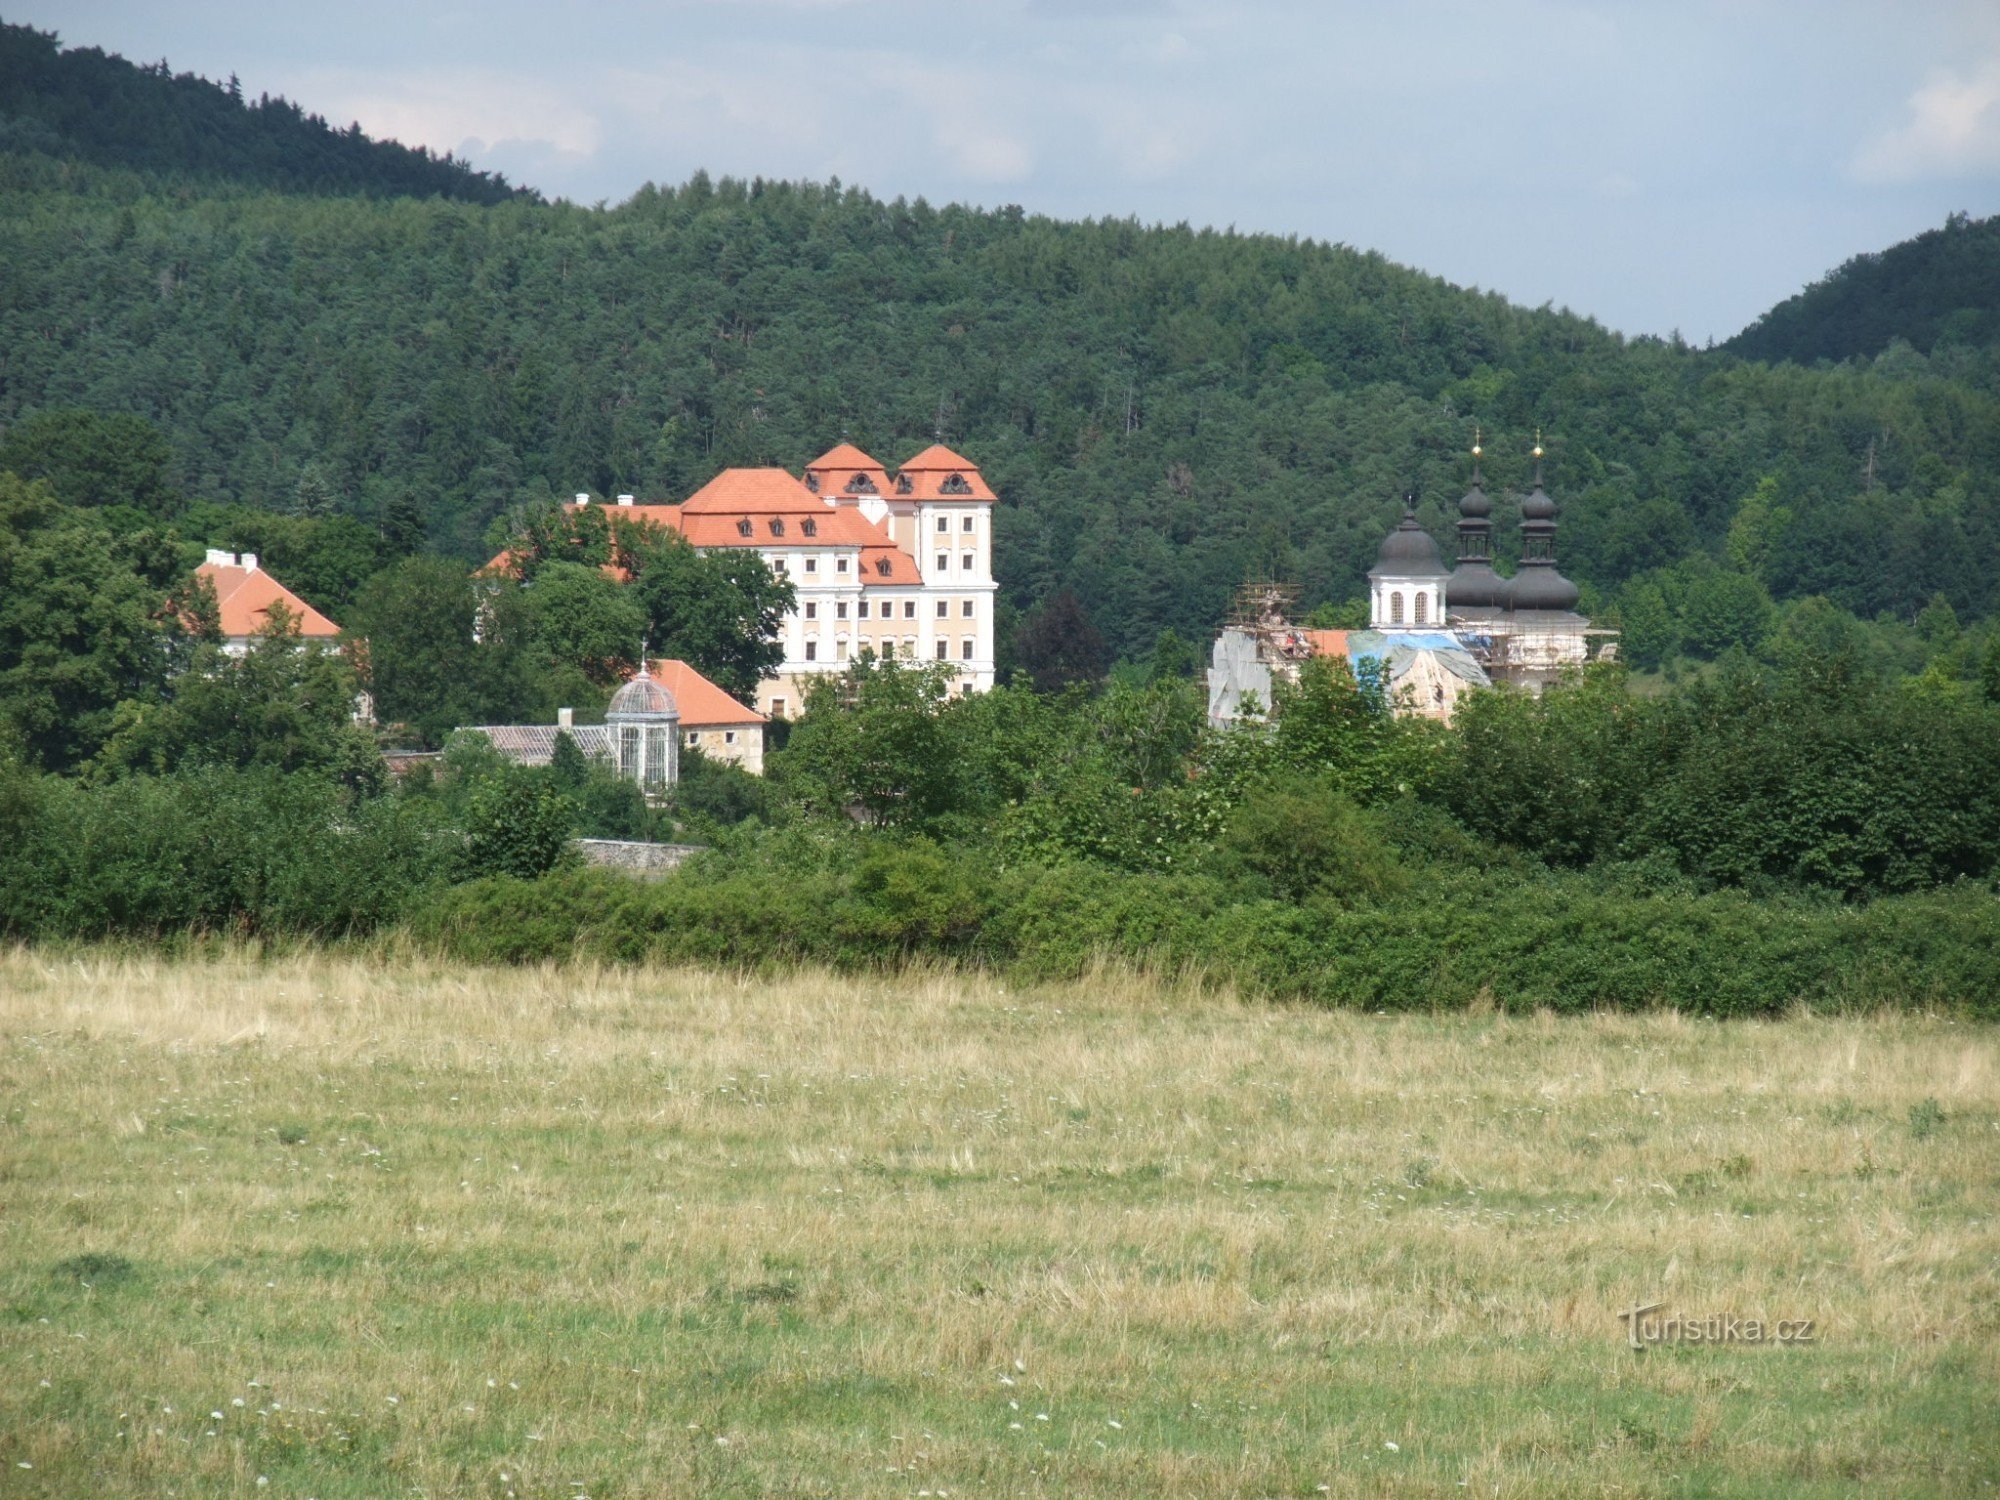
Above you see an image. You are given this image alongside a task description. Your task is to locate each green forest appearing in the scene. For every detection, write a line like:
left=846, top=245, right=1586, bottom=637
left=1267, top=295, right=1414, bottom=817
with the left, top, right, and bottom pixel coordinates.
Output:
left=4, top=23, right=2000, bottom=672
left=3, top=23, right=1999, bottom=1010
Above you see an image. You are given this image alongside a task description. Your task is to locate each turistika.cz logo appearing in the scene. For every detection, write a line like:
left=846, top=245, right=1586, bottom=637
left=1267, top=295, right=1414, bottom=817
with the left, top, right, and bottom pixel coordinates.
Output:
left=1616, top=1302, right=1817, bottom=1350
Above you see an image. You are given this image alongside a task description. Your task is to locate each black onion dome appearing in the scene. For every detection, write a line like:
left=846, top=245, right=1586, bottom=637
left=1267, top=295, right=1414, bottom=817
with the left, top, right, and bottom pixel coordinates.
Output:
left=1508, top=565, right=1580, bottom=612
left=607, top=669, right=678, bottom=718
left=1448, top=560, right=1506, bottom=609
left=1459, top=478, right=1492, bottom=519
left=1521, top=482, right=1558, bottom=523
left=1372, top=509, right=1445, bottom=575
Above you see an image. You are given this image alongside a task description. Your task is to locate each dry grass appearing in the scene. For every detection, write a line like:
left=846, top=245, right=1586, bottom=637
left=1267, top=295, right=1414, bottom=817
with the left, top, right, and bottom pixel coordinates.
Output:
left=0, top=947, right=1995, bottom=1496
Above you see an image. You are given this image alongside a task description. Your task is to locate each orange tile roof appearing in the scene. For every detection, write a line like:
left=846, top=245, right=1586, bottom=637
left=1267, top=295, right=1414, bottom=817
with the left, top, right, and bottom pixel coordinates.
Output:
left=682, top=467, right=830, bottom=515
left=804, top=442, right=887, bottom=473
left=803, top=443, right=894, bottom=500
left=898, top=442, right=979, bottom=471
left=893, top=443, right=996, bottom=502
left=647, top=659, right=766, bottom=727
left=196, top=559, right=340, bottom=639
left=1304, top=629, right=1350, bottom=657
left=860, top=545, right=923, bottom=585
left=677, top=505, right=891, bottom=549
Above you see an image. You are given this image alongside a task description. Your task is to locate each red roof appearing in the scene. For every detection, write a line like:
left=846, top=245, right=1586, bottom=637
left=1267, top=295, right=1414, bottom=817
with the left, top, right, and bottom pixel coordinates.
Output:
left=860, top=545, right=923, bottom=585
left=195, top=558, right=340, bottom=639
left=804, top=442, right=887, bottom=473
left=682, top=468, right=829, bottom=515
left=898, top=443, right=979, bottom=471
left=803, top=443, right=893, bottom=500
left=646, top=659, right=766, bottom=727
left=1303, top=629, right=1350, bottom=657
left=893, top=444, right=996, bottom=502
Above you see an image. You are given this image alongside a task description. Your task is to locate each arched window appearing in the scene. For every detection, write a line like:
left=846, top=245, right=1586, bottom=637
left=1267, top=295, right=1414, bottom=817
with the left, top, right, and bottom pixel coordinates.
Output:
left=1390, top=591, right=1405, bottom=624
left=941, top=473, right=973, bottom=495
left=1413, top=592, right=1428, bottom=625
left=846, top=473, right=878, bottom=495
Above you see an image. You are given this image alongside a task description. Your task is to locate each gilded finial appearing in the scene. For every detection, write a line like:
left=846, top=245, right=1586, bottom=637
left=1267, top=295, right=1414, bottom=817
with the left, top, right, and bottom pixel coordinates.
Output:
left=1472, top=423, right=1482, bottom=459
left=1532, top=426, right=1544, bottom=461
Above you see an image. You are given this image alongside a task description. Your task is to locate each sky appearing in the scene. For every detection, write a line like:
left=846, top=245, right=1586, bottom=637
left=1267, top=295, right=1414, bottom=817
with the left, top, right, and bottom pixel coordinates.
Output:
left=25, top=0, right=2000, bottom=342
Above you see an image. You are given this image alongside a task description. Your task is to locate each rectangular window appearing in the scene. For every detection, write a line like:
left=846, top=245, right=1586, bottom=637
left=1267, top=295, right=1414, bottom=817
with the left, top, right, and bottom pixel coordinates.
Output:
left=805, top=557, right=818, bottom=574
left=936, top=599, right=949, bottom=619
left=936, top=516, right=949, bottom=533
left=804, top=601, right=818, bottom=620
left=837, top=639, right=849, bottom=660
left=963, top=515, right=975, bottom=532
left=903, top=600, right=916, bottom=619
left=857, top=600, right=869, bottom=619
left=836, top=557, right=850, bottom=574
left=804, top=641, right=817, bottom=662
left=961, top=638, right=975, bottom=660
left=936, top=553, right=948, bottom=571
left=724, top=731, right=736, bottom=745
left=685, top=731, right=697, bottom=746
left=771, top=697, right=785, bottom=717
left=882, top=640, right=895, bottom=659
left=836, top=601, right=849, bottom=620
left=961, top=599, right=975, bottom=618
left=935, top=640, right=948, bottom=660
left=962, top=552, right=974, bottom=570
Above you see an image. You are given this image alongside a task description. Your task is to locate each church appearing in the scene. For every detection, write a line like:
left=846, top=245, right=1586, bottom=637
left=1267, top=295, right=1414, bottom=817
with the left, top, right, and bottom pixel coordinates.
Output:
left=1207, top=439, right=1615, bottom=725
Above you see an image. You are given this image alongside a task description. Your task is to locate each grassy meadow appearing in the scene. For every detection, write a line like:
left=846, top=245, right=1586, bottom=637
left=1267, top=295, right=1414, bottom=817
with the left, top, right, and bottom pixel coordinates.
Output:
left=0, top=948, right=1995, bottom=1496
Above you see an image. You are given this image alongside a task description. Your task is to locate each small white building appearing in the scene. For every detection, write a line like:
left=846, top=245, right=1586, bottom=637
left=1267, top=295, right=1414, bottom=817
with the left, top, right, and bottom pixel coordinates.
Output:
left=461, top=658, right=767, bottom=789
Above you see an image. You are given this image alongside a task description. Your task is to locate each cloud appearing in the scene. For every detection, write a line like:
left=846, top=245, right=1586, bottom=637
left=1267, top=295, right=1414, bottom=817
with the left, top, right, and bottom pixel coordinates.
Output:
left=285, top=65, right=603, bottom=162
left=1851, top=55, right=2000, bottom=182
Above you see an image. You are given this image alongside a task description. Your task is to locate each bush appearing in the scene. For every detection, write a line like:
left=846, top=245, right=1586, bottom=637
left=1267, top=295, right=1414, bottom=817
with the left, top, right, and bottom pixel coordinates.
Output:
left=0, top=758, right=454, bottom=937
left=397, top=844, right=2000, bottom=1020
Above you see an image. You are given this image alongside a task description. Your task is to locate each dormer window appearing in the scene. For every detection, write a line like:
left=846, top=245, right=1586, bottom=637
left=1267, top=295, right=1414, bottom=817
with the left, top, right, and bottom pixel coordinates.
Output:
left=845, top=473, right=878, bottom=495
left=769, top=518, right=785, bottom=536
left=941, top=473, right=973, bottom=495
left=876, top=557, right=893, bottom=577
left=804, top=473, right=820, bottom=493
left=801, top=518, right=817, bottom=537
left=895, top=474, right=913, bottom=494
left=736, top=519, right=753, bottom=537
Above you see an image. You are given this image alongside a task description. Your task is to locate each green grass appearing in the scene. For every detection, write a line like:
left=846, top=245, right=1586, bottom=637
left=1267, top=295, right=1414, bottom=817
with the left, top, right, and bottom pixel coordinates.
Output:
left=0, top=948, right=1995, bottom=1496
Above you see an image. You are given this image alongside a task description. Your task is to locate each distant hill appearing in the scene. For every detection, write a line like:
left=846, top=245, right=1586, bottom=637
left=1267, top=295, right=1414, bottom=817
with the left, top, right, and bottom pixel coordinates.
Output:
left=1726, top=212, right=2000, bottom=364
left=0, top=22, right=528, bottom=205
left=0, top=25, right=1996, bottom=656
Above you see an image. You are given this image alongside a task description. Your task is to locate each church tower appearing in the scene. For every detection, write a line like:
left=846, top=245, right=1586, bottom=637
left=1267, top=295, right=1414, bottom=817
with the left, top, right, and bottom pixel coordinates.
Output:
left=1445, top=431, right=1508, bottom=621
left=1367, top=493, right=1449, bottom=629
left=1506, top=435, right=1580, bottom=614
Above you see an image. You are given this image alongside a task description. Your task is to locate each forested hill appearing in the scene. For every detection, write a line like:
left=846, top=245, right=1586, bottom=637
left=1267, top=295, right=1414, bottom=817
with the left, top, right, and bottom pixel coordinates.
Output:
left=0, top=22, right=525, bottom=204
left=2, top=94, right=1998, bottom=662
left=1726, top=212, right=2000, bottom=364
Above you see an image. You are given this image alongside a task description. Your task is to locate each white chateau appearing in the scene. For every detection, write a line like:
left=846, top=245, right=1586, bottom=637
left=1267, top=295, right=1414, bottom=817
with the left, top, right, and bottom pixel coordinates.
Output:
left=494, top=442, right=998, bottom=719
left=1209, top=439, right=1615, bottom=725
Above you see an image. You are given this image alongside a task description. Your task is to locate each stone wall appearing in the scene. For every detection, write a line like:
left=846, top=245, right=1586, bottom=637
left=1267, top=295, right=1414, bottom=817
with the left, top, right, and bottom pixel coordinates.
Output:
left=572, top=839, right=704, bottom=877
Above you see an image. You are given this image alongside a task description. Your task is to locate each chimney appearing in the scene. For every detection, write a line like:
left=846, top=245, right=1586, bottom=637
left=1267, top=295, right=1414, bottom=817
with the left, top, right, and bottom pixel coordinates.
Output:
left=204, top=547, right=233, bottom=567
left=239, top=552, right=258, bottom=572
left=617, top=493, right=635, bottom=506
left=574, top=492, right=591, bottom=505
left=557, top=707, right=574, bottom=730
